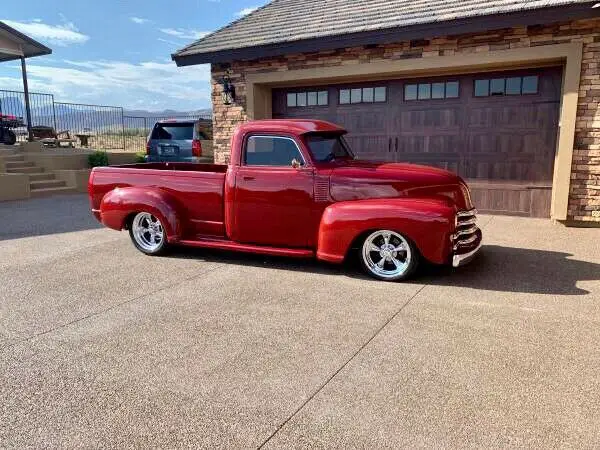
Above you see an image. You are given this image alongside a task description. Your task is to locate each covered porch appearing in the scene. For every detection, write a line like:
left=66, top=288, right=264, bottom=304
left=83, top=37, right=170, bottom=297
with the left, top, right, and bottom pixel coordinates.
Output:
left=0, top=21, right=52, bottom=142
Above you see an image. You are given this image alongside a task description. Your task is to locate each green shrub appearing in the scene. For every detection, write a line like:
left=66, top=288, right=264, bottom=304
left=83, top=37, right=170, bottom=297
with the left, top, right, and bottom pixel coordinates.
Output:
left=135, top=152, right=146, bottom=163
left=88, top=150, right=109, bottom=168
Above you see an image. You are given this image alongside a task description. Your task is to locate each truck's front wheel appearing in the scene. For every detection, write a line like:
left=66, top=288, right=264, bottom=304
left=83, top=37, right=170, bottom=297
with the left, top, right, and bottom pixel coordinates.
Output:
left=129, top=212, right=168, bottom=255
left=360, top=230, right=419, bottom=281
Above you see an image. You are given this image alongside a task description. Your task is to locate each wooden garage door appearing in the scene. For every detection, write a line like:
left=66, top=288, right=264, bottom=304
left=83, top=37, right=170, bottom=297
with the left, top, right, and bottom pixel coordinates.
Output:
left=272, top=67, right=562, bottom=217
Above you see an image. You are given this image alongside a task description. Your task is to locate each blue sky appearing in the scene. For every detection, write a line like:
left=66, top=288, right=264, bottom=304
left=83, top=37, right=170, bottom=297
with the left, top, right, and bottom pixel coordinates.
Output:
left=0, top=0, right=267, bottom=111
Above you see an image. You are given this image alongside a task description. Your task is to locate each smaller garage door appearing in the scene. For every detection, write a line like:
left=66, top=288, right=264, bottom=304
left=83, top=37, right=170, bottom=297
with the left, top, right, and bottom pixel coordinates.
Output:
left=273, top=67, right=562, bottom=217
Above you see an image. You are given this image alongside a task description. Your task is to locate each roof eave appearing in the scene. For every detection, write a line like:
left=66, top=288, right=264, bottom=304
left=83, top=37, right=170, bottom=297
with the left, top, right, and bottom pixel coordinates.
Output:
left=0, top=21, right=53, bottom=59
left=172, top=2, right=599, bottom=66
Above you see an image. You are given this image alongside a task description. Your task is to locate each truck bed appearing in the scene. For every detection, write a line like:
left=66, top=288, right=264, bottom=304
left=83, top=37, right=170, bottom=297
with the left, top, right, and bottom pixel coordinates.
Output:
left=89, top=162, right=228, bottom=238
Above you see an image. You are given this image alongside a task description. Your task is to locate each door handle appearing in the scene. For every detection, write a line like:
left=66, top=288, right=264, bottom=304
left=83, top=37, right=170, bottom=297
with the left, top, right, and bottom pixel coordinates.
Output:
left=243, top=176, right=255, bottom=181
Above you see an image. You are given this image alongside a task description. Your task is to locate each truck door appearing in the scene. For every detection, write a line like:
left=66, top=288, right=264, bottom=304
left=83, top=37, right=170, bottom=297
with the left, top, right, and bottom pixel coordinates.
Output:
left=233, top=134, right=314, bottom=248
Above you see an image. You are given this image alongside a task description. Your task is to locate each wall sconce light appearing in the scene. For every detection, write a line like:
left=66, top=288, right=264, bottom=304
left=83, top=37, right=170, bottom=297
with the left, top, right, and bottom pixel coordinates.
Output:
left=221, top=71, right=236, bottom=105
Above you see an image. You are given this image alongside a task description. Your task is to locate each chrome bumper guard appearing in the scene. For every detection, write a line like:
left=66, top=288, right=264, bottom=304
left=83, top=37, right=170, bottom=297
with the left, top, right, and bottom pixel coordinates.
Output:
left=451, top=208, right=482, bottom=267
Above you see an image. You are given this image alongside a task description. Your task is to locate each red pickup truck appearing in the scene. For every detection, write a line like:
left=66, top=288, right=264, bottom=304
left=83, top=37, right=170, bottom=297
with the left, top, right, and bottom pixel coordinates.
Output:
left=89, top=120, right=481, bottom=281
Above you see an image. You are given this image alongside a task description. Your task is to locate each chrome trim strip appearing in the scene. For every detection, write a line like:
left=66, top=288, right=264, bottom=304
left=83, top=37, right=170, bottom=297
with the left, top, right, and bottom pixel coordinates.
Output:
left=452, top=241, right=483, bottom=268
left=457, top=208, right=478, bottom=217
left=453, top=234, right=479, bottom=249
left=452, top=225, right=479, bottom=240
left=456, top=217, right=477, bottom=226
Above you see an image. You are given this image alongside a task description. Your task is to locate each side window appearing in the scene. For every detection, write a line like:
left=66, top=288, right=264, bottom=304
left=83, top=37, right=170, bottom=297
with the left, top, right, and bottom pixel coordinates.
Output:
left=244, top=136, right=304, bottom=167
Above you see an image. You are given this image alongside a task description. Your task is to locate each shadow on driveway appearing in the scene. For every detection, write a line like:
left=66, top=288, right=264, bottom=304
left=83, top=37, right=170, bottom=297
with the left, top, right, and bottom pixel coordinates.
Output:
left=166, top=244, right=600, bottom=296
left=0, top=194, right=102, bottom=241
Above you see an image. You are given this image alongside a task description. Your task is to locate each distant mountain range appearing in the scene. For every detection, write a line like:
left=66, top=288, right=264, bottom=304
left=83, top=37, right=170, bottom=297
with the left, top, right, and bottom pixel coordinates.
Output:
left=0, top=95, right=211, bottom=131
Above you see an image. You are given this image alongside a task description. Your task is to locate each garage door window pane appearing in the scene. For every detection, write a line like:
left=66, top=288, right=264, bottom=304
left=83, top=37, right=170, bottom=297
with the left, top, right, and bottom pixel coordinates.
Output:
left=445, top=81, right=459, bottom=98
left=297, top=92, right=307, bottom=107
left=522, top=76, right=539, bottom=94
left=339, top=89, right=350, bottom=104
left=362, top=87, right=374, bottom=103
left=287, top=93, right=296, bottom=107
left=432, top=82, right=445, bottom=99
left=374, top=87, right=386, bottom=102
left=307, top=92, right=317, bottom=106
left=506, top=77, right=521, bottom=95
left=318, top=91, right=328, bottom=105
left=490, top=78, right=505, bottom=96
left=351, top=88, right=362, bottom=104
left=418, top=84, right=431, bottom=100
left=474, top=79, right=489, bottom=97
left=404, top=84, right=417, bottom=101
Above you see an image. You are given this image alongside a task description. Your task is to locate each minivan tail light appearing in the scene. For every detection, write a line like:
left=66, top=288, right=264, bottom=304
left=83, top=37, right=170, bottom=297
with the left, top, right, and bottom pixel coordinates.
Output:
left=145, top=141, right=150, bottom=155
left=192, top=139, right=202, bottom=157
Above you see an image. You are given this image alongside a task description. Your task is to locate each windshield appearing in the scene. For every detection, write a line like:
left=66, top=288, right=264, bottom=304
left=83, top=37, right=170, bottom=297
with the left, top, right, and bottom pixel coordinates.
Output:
left=151, top=123, right=194, bottom=140
left=304, top=134, right=354, bottom=163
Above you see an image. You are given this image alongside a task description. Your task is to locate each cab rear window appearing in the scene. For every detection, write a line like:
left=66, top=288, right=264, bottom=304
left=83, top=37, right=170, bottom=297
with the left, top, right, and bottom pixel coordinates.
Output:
left=151, top=123, right=194, bottom=140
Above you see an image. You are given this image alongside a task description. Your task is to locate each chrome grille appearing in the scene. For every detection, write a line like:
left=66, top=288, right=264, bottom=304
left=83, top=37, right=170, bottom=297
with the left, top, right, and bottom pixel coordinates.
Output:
left=453, top=209, right=479, bottom=250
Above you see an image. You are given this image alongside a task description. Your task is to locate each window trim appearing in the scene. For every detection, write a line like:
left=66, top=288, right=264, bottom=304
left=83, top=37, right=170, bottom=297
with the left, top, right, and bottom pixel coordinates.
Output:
left=286, top=90, right=329, bottom=108
left=474, top=75, right=540, bottom=97
left=404, top=80, right=461, bottom=101
left=242, top=134, right=307, bottom=168
left=338, top=86, right=387, bottom=105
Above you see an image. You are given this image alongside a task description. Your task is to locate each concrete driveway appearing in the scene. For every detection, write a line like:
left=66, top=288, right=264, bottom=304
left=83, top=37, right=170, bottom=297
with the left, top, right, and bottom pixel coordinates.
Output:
left=1, top=195, right=599, bottom=448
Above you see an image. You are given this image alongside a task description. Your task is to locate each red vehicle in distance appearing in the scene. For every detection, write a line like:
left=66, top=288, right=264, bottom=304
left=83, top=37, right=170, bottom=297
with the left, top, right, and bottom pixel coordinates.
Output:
left=89, top=119, right=481, bottom=281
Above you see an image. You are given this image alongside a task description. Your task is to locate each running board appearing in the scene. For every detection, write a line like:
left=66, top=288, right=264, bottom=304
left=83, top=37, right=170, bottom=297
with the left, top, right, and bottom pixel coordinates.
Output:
left=177, top=238, right=314, bottom=259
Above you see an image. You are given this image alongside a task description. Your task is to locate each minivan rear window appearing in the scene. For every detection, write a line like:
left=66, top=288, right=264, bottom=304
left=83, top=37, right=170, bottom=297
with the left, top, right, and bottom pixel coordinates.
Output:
left=151, top=123, right=194, bottom=140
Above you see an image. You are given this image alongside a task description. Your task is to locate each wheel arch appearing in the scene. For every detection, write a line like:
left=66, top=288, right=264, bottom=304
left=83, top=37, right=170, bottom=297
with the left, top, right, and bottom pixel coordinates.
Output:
left=99, top=187, right=183, bottom=242
left=317, top=198, right=456, bottom=265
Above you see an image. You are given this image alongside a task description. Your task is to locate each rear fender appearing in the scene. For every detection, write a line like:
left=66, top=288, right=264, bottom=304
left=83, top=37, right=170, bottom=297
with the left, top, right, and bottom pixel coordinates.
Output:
left=99, top=187, right=182, bottom=242
left=317, top=198, right=455, bottom=264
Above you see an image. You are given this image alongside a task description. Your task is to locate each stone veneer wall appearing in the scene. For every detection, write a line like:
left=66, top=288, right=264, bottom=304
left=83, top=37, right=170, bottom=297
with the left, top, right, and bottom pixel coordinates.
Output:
left=211, top=18, right=600, bottom=222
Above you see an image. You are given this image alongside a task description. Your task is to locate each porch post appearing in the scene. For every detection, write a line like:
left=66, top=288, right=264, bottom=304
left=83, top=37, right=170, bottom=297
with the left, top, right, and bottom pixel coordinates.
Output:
left=20, top=56, right=33, bottom=142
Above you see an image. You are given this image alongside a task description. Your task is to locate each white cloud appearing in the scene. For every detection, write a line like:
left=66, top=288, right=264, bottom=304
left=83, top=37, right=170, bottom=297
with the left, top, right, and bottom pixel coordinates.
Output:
left=159, top=28, right=209, bottom=40
left=2, top=19, right=89, bottom=46
left=235, top=6, right=259, bottom=17
left=4, top=59, right=212, bottom=110
left=130, top=17, right=150, bottom=24
left=157, top=38, right=182, bottom=46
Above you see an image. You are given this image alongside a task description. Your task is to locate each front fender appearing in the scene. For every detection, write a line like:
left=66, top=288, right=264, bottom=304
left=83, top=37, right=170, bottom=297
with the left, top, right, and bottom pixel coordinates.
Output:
left=99, top=187, right=182, bottom=242
left=317, top=198, right=455, bottom=264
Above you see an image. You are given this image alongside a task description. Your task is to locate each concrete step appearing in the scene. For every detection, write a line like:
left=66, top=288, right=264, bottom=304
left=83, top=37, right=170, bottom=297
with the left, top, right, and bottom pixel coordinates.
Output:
left=5, top=166, right=43, bottom=174
left=30, top=179, right=67, bottom=190
left=29, top=186, right=77, bottom=198
left=5, top=160, right=35, bottom=169
left=2, top=154, right=25, bottom=162
left=28, top=173, right=55, bottom=181
left=0, top=148, right=19, bottom=157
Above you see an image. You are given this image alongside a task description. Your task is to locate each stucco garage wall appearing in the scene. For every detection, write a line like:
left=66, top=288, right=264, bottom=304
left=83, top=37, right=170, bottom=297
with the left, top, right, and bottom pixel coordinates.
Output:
left=210, top=18, right=600, bottom=223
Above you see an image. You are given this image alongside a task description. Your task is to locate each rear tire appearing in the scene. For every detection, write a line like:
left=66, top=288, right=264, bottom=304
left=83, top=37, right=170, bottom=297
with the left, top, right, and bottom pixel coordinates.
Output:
left=2, top=130, right=16, bottom=145
left=129, top=212, right=168, bottom=255
left=359, top=230, right=419, bottom=281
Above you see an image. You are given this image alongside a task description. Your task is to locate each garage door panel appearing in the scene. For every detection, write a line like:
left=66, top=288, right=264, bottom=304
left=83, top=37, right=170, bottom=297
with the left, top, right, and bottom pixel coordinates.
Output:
left=272, top=66, right=561, bottom=217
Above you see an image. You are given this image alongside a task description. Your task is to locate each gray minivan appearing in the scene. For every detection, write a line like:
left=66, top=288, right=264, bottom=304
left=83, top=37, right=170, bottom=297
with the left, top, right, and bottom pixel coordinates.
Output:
left=145, top=119, right=209, bottom=162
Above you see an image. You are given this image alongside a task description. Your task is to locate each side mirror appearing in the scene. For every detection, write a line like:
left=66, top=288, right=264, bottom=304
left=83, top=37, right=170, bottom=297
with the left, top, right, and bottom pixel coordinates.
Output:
left=291, top=158, right=302, bottom=169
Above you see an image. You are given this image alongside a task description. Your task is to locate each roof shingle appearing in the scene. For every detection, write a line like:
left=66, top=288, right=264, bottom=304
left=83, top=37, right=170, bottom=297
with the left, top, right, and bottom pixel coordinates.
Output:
left=173, top=0, right=596, bottom=62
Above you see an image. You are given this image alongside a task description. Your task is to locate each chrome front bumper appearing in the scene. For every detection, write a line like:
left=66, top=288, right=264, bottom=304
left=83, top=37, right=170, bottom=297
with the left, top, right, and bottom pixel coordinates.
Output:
left=452, top=240, right=483, bottom=267
left=451, top=208, right=482, bottom=267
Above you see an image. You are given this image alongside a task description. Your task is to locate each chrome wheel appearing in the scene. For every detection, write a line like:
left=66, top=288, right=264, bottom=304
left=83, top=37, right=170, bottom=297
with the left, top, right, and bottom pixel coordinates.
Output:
left=361, top=230, right=414, bottom=280
left=131, top=212, right=165, bottom=253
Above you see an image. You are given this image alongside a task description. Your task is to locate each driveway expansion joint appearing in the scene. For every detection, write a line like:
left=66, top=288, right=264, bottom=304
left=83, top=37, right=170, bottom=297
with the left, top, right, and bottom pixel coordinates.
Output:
left=257, top=283, right=428, bottom=449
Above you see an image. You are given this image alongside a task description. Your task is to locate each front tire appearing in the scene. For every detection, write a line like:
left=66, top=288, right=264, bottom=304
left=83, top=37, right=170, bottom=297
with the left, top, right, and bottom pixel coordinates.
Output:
left=2, top=130, right=16, bottom=145
left=360, top=230, right=419, bottom=281
left=129, top=212, right=168, bottom=255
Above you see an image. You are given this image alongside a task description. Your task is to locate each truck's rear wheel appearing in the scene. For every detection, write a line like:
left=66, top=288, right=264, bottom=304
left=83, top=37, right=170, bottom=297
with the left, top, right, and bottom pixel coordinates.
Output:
left=360, top=230, right=419, bottom=281
left=129, top=212, right=168, bottom=255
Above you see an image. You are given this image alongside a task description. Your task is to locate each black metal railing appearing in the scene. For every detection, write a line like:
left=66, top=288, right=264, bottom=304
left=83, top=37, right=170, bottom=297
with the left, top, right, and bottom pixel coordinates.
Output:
left=0, top=89, right=212, bottom=151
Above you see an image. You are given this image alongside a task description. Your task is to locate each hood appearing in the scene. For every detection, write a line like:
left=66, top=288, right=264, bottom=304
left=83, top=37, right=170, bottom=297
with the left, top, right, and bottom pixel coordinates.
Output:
left=329, top=160, right=473, bottom=210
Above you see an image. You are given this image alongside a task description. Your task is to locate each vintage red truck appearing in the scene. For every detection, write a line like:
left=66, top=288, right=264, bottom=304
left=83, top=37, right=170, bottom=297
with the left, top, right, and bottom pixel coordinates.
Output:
left=88, top=119, right=481, bottom=281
